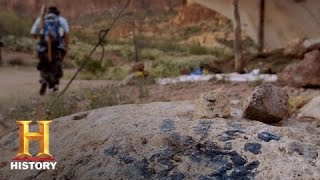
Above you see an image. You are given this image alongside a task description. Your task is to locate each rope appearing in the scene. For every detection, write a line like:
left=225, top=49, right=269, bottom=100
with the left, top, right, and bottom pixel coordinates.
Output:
left=46, top=0, right=131, bottom=114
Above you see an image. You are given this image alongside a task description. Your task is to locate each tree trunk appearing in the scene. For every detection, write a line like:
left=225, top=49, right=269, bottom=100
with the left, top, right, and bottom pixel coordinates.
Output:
left=132, top=23, right=139, bottom=62
left=233, top=0, right=244, bottom=73
left=258, top=0, right=265, bottom=54
left=0, top=41, right=3, bottom=66
left=131, top=0, right=139, bottom=62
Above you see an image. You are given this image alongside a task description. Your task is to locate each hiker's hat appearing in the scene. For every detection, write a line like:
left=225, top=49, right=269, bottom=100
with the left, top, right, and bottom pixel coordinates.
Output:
left=48, top=6, right=60, bottom=15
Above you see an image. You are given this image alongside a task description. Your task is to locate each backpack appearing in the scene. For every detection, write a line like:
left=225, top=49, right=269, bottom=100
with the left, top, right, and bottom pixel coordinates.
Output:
left=43, top=14, right=62, bottom=45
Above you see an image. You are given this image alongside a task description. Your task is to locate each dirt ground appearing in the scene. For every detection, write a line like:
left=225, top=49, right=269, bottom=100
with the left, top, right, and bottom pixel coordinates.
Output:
left=0, top=50, right=253, bottom=105
left=0, top=63, right=319, bottom=138
left=0, top=67, right=115, bottom=101
left=0, top=65, right=319, bottom=109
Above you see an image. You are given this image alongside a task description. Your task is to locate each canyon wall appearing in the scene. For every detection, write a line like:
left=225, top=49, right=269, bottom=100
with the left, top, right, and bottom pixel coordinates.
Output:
left=194, top=0, right=320, bottom=50
left=0, top=0, right=187, bottom=19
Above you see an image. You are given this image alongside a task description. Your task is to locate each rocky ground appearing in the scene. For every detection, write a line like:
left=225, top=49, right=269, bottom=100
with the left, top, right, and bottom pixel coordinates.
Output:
left=0, top=99, right=319, bottom=179
left=0, top=35, right=319, bottom=180
left=1, top=1, right=319, bottom=179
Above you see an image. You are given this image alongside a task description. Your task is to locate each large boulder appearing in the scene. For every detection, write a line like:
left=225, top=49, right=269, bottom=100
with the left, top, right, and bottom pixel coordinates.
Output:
left=284, top=38, right=320, bottom=58
left=1, top=101, right=319, bottom=179
left=298, top=96, right=320, bottom=120
left=283, top=38, right=306, bottom=58
left=195, top=91, right=230, bottom=118
left=279, top=50, right=320, bottom=87
left=243, top=84, right=289, bottom=124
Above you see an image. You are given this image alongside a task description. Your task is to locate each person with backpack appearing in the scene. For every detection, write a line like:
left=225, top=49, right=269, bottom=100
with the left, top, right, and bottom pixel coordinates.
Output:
left=30, top=6, right=70, bottom=95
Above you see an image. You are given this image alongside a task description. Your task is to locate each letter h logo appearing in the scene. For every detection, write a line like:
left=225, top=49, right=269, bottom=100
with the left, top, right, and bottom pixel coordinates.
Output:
left=16, top=121, right=52, bottom=158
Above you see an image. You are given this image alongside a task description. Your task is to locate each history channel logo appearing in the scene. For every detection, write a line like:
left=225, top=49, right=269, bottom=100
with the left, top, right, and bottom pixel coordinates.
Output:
left=10, top=121, right=57, bottom=170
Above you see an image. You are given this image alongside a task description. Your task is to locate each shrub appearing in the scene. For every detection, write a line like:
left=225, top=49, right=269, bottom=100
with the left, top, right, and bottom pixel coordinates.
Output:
left=63, top=60, right=76, bottom=69
left=104, top=67, right=130, bottom=81
left=121, top=47, right=135, bottom=62
left=189, top=44, right=209, bottom=55
left=6, top=104, right=35, bottom=120
left=87, top=86, right=133, bottom=109
left=0, top=9, right=31, bottom=37
left=151, top=40, right=185, bottom=53
left=141, top=49, right=163, bottom=61
left=46, top=95, right=79, bottom=119
left=150, top=55, right=214, bottom=78
left=2, top=36, right=35, bottom=52
left=76, top=56, right=106, bottom=75
left=73, top=30, right=97, bottom=45
left=210, top=47, right=234, bottom=60
left=4, top=93, right=80, bottom=121
left=183, top=26, right=202, bottom=38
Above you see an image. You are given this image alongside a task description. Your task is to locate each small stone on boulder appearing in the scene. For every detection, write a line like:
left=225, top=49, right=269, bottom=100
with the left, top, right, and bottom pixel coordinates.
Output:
left=195, top=91, right=230, bottom=118
left=243, top=83, right=289, bottom=124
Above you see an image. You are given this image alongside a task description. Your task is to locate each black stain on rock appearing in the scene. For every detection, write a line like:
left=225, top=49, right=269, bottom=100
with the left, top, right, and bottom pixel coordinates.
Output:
left=224, top=142, right=232, bottom=150
left=209, top=160, right=233, bottom=178
left=219, top=129, right=245, bottom=142
left=161, top=119, right=176, bottom=133
left=225, top=130, right=245, bottom=136
left=97, top=172, right=105, bottom=177
left=195, top=121, right=214, bottom=137
left=245, top=160, right=260, bottom=171
left=102, top=133, right=259, bottom=179
left=119, top=156, right=136, bottom=165
left=288, top=142, right=319, bottom=159
left=200, top=158, right=259, bottom=180
left=150, top=148, right=174, bottom=167
left=229, top=160, right=260, bottom=179
left=104, top=146, right=119, bottom=156
left=190, top=150, right=202, bottom=163
left=150, top=148, right=177, bottom=179
left=227, top=122, right=245, bottom=131
left=230, top=153, right=247, bottom=167
left=258, top=132, right=281, bottom=142
left=185, top=139, right=258, bottom=179
left=244, top=143, right=262, bottom=154
left=289, top=142, right=305, bottom=156
left=133, top=158, right=155, bottom=179
left=169, top=172, right=185, bottom=180
left=199, top=175, right=213, bottom=180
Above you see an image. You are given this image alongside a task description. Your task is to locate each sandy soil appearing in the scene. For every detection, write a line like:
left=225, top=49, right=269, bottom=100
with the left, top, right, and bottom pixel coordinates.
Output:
left=0, top=67, right=113, bottom=101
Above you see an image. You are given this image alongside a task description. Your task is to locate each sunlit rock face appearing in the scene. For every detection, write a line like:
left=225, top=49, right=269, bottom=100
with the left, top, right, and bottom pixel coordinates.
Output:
left=194, top=0, right=320, bottom=50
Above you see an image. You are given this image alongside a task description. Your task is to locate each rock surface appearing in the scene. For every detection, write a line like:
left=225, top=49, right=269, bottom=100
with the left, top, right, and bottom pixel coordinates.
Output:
left=284, top=38, right=320, bottom=58
left=194, top=0, right=320, bottom=50
left=279, top=50, right=320, bottom=87
left=243, top=84, right=289, bottom=124
left=0, top=101, right=319, bottom=180
left=298, top=96, right=320, bottom=120
left=195, top=91, right=230, bottom=118
left=283, top=38, right=306, bottom=57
